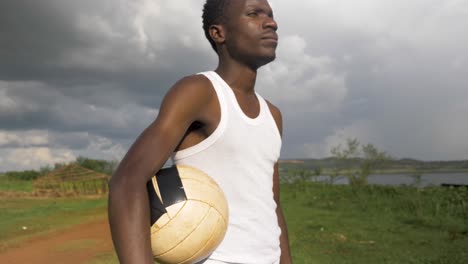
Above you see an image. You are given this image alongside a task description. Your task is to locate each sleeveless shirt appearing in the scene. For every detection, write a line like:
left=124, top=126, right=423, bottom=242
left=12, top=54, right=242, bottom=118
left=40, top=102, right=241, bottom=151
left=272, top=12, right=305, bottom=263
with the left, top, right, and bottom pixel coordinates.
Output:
left=172, top=71, right=282, bottom=264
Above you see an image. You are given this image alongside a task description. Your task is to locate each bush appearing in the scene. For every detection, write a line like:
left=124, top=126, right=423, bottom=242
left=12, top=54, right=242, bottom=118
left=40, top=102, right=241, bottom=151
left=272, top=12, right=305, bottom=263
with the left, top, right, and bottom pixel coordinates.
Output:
left=4, top=170, right=41, bottom=181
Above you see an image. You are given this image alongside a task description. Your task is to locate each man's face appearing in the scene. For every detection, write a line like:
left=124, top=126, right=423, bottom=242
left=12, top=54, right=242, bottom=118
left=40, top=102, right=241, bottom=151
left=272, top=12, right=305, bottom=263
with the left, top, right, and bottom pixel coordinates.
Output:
left=223, top=0, right=278, bottom=68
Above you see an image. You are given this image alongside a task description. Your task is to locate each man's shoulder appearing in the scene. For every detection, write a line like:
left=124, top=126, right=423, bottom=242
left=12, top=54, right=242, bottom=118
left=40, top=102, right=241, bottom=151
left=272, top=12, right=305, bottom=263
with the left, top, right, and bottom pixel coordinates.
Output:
left=264, top=99, right=282, bottom=119
left=172, top=73, right=213, bottom=94
left=165, top=73, right=215, bottom=104
left=264, top=98, right=282, bottom=136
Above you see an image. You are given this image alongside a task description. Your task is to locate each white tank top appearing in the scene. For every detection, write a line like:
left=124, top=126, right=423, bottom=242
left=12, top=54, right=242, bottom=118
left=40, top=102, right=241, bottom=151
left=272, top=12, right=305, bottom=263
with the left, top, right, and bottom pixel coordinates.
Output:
left=172, top=71, right=282, bottom=264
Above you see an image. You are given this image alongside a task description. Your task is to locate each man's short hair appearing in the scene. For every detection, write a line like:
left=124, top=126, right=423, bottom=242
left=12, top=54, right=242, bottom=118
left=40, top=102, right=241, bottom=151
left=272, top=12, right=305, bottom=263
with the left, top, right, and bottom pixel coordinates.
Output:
left=202, top=0, right=231, bottom=54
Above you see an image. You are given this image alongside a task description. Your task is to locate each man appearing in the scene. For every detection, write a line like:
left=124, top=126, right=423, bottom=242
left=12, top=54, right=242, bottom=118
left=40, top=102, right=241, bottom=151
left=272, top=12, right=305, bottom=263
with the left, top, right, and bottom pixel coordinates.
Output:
left=108, top=0, right=292, bottom=263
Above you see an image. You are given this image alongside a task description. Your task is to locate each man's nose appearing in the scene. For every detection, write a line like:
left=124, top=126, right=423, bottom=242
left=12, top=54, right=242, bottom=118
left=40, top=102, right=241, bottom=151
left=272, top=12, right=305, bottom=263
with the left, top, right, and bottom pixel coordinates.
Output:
left=264, top=16, right=278, bottom=31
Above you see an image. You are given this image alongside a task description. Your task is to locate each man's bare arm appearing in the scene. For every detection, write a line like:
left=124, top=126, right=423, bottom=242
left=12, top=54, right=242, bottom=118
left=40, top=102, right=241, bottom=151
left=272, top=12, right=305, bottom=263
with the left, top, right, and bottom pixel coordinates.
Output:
left=108, top=75, right=215, bottom=264
left=274, top=162, right=293, bottom=264
left=268, top=101, right=293, bottom=263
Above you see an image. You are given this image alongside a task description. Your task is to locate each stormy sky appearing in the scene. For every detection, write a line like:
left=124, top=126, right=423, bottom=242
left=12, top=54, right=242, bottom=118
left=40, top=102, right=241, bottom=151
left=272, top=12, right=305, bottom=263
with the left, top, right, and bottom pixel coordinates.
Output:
left=1, top=0, right=467, bottom=171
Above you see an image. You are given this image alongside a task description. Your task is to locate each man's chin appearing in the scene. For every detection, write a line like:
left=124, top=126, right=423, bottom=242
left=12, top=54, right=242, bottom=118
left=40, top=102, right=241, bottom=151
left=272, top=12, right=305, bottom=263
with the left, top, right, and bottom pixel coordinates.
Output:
left=245, top=50, right=276, bottom=69
left=257, top=53, right=276, bottom=67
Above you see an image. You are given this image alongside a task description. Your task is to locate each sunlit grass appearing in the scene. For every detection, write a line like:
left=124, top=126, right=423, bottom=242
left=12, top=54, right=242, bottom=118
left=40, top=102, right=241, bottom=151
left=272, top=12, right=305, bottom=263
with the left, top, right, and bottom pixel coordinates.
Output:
left=0, top=178, right=34, bottom=192
left=1, top=182, right=467, bottom=263
left=282, top=182, right=468, bottom=263
left=0, top=197, right=107, bottom=252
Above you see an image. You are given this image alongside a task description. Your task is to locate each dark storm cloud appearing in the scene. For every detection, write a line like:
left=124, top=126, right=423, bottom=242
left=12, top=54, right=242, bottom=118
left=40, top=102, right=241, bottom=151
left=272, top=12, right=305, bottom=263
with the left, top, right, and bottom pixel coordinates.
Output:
left=1, top=0, right=215, bottom=170
left=0, top=81, right=157, bottom=142
left=0, top=0, right=213, bottom=133
left=1, top=0, right=468, bottom=171
left=0, top=0, right=214, bottom=95
left=0, top=0, right=90, bottom=81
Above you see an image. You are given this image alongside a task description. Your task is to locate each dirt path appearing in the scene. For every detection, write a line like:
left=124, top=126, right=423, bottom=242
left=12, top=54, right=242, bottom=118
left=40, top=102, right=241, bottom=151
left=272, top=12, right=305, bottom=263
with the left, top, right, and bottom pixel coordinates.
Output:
left=0, top=218, right=114, bottom=264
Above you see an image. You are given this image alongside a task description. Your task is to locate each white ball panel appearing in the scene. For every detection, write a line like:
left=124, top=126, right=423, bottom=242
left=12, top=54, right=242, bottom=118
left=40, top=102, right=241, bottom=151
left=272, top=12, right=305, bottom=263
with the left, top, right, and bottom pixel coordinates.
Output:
left=150, top=176, right=163, bottom=202
left=181, top=212, right=227, bottom=264
left=151, top=201, right=209, bottom=256
left=165, top=201, right=186, bottom=219
left=181, top=179, right=228, bottom=222
left=153, top=214, right=171, bottom=231
left=155, top=208, right=221, bottom=264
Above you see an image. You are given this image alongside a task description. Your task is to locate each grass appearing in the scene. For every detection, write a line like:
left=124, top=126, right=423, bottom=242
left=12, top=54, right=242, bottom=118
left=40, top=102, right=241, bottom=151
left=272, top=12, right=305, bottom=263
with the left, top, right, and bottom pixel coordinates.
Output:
left=87, top=252, right=119, bottom=264
left=371, top=168, right=468, bottom=174
left=85, top=183, right=468, bottom=264
left=1, top=183, right=467, bottom=263
left=0, top=197, right=107, bottom=252
left=0, top=177, right=34, bottom=192
left=283, top=182, right=468, bottom=263
left=283, top=168, right=468, bottom=178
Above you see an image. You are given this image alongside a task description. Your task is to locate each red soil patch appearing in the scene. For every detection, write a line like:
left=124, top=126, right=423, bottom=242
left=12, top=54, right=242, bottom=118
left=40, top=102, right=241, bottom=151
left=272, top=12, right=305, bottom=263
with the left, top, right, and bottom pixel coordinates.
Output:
left=0, top=218, right=114, bottom=264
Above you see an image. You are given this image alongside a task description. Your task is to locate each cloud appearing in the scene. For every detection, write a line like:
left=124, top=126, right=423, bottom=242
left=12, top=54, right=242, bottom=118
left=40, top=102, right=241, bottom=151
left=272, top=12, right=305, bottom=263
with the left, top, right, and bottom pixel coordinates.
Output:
left=258, top=35, right=347, bottom=113
left=265, top=0, right=468, bottom=160
left=0, top=80, right=158, bottom=137
left=300, top=120, right=378, bottom=158
left=80, top=135, right=127, bottom=161
left=0, top=148, right=76, bottom=171
left=0, top=130, right=49, bottom=148
left=1, top=0, right=468, bottom=171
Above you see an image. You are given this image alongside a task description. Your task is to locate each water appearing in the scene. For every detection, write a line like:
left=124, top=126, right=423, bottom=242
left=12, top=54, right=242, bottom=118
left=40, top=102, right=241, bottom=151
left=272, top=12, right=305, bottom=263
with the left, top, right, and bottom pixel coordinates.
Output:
left=308, top=173, right=468, bottom=187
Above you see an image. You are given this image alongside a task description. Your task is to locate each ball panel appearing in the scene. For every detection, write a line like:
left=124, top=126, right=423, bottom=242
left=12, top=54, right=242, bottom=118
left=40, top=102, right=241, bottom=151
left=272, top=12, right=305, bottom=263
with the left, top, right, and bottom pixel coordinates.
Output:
left=181, top=179, right=228, bottom=222
left=155, top=208, right=221, bottom=264
left=156, top=167, right=187, bottom=207
left=151, top=200, right=210, bottom=256
left=177, top=165, right=219, bottom=187
left=181, top=213, right=228, bottom=264
left=153, top=214, right=171, bottom=232
left=165, top=201, right=186, bottom=219
left=205, top=211, right=228, bottom=251
left=150, top=224, right=160, bottom=234
left=151, top=176, right=162, bottom=202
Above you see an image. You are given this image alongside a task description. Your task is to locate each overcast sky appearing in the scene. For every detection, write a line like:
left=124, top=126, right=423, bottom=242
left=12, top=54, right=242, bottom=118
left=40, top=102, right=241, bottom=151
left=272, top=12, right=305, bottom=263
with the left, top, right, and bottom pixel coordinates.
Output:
left=1, top=0, right=467, bottom=171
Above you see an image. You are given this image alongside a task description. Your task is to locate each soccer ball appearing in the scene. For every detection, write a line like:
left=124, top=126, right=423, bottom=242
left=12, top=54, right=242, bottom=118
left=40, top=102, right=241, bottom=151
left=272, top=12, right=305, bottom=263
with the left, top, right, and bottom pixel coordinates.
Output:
left=147, top=165, right=228, bottom=264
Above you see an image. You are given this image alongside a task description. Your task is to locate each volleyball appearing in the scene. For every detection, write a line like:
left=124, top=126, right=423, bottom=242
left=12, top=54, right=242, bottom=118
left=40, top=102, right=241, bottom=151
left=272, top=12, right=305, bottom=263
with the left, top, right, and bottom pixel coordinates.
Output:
left=147, top=165, right=228, bottom=264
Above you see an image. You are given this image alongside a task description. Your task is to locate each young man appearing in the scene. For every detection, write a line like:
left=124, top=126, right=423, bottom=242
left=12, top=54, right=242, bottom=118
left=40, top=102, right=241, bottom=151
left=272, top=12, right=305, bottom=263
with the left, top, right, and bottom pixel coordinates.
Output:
left=108, top=0, right=292, bottom=263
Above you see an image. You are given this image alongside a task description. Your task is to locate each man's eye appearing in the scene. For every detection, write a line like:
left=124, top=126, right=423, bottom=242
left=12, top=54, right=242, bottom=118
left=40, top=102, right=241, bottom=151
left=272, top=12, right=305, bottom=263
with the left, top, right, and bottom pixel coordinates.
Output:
left=247, top=11, right=258, bottom=17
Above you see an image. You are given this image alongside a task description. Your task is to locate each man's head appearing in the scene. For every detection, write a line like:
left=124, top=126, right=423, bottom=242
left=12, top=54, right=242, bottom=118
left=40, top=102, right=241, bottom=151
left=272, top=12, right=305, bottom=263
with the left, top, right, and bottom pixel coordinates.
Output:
left=202, top=0, right=231, bottom=54
left=202, top=0, right=278, bottom=68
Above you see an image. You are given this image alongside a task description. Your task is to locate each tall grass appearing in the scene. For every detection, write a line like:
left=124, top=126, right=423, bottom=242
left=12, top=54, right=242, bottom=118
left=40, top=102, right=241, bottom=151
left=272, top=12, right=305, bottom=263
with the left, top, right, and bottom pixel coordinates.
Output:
left=2, top=175, right=467, bottom=263
left=0, top=177, right=33, bottom=193
left=282, top=182, right=468, bottom=263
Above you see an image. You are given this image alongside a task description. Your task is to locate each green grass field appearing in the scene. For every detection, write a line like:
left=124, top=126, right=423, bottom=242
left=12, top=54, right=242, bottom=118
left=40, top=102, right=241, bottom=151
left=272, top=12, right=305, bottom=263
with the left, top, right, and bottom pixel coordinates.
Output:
left=0, top=177, right=34, bottom=193
left=0, top=197, right=107, bottom=252
left=283, top=183, right=468, bottom=263
left=1, top=182, right=467, bottom=263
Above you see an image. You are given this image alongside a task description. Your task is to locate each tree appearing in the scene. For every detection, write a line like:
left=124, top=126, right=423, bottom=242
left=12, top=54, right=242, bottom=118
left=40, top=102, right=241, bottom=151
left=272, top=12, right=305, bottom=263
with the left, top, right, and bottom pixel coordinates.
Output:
left=330, top=138, right=391, bottom=186
left=313, top=166, right=322, bottom=177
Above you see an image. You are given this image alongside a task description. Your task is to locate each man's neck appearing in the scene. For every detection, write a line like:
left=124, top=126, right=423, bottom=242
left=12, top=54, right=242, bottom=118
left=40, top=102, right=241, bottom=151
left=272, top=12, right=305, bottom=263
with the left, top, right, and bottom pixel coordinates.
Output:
left=215, top=59, right=258, bottom=95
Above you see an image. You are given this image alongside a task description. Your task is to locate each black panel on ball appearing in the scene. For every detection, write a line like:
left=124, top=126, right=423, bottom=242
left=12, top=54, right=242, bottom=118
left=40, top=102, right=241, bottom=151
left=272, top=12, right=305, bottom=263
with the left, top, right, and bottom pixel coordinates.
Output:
left=147, top=166, right=188, bottom=225
left=157, top=166, right=187, bottom=207
left=147, top=180, right=166, bottom=225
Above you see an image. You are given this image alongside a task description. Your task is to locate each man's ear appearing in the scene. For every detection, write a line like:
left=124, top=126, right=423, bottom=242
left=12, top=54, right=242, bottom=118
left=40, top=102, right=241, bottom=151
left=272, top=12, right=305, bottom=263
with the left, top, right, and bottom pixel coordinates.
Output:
left=209, top=24, right=226, bottom=45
